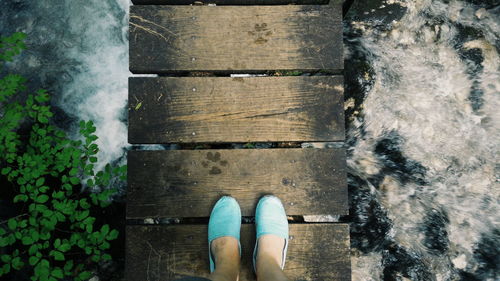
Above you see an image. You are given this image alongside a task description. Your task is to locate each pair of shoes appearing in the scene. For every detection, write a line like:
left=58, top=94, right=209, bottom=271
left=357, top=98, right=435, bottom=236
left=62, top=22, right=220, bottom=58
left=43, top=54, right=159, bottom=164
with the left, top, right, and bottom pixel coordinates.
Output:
left=208, top=195, right=289, bottom=273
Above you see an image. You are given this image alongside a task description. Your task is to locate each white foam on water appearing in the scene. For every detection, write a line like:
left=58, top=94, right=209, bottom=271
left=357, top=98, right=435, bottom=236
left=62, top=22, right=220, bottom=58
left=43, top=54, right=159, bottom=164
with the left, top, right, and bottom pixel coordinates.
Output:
left=352, top=251, right=384, bottom=281
left=57, top=0, right=131, bottom=170
left=348, top=0, right=499, bottom=279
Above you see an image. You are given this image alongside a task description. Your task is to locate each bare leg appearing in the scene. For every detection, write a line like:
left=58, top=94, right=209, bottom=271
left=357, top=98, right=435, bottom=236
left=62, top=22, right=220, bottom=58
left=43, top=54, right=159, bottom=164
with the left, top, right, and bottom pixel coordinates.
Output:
left=208, top=236, right=240, bottom=281
left=255, top=234, right=290, bottom=281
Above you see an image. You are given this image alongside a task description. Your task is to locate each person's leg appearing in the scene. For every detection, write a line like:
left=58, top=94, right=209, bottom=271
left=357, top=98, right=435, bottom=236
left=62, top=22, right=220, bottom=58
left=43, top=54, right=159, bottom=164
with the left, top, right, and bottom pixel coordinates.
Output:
left=253, top=196, right=290, bottom=281
left=208, top=236, right=240, bottom=281
left=207, top=196, right=242, bottom=281
left=255, top=234, right=290, bottom=281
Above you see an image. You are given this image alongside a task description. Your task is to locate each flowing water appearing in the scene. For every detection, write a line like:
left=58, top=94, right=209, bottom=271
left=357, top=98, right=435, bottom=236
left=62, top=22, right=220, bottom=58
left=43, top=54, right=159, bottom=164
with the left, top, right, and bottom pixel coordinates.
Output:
left=1, top=0, right=498, bottom=280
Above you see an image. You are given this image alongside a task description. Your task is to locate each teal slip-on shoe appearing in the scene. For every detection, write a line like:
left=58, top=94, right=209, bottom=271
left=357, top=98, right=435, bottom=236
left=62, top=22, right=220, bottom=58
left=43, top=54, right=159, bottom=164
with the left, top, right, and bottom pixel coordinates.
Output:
left=208, top=196, right=242, bottom=273
left=253, top=195, right=289, bottom=272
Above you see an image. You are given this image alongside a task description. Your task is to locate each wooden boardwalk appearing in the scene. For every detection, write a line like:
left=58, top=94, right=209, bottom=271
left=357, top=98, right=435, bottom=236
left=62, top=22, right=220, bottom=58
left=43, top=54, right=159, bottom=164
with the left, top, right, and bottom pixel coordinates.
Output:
left=126, top=1, right=350, bottom=280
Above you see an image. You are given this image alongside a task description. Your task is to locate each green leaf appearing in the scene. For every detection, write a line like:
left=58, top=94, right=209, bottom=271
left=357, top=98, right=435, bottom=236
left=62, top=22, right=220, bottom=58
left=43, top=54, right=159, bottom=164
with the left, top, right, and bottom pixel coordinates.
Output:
left=58, top=243, right=71, bottom=252
left=100, top=224, right=110, bottom=236
left=22, top=236, right=34, bottom=245
left=52, top=191, right=64, bottom=199
left=29, top=255, right=40, bottom=265
left=35, top=259, right=50, bottom=280
left=36, top=194, right=49, bottom=203
left=84, top=247, right=92, bottom=255
left=51, top=268, right=63, bottom=278
left=0, top=255, right=11, bottom=263
left=79, top=198, right=90, bottom=209
left=38, top=115, right=48, bottom=123
left=7, top=218, right=17, bottom=230
left=55, top=212, right=65, bottom=222
left=107, top=229, right=119, bottom=240
left=54, top=238, right=61, bottom=248
left=69, top=177, right=79, bottom=185
left=135, top=102, right=142, bottom=110
left=86, top=223, right=93, bottom=233
left=77, top=239, right=85, bottom=248
left=13, top=194, right=28, bottom=203
left=63, top=260, right=73, bottom=272
left=1, top=167, right=11, bottom=175
left=102, top=253, right=112, bottom=261
left=39, top=231, right=50, bottom=241
left=36, top=177, right=45, bottom=186
left=43, top=210, right=54, bottom=218
left=76, top=210, right=89, bottom=221
left=11, top=257, right=23, bottom=270
left=69, top=168, right=78, bottom=176
left=28, top=244, right=39, bottom=255
left=78, top=271, right=92, bottom=280
left=40, top=258, right=49, bottom=268
left=99, top=241, right=110, bottom=250
left=19, top=220, right=27, bottom=228
left=52, top=251, right=64, bottom=261
left=1, top=264, right=10, bottom=275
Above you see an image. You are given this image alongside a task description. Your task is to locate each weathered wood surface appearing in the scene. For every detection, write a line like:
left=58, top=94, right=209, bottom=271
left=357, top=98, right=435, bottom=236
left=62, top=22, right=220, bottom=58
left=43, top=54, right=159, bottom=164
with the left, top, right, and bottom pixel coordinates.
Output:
left=129, top=4, right=343, bottom=73
left=126, top=224, right=351, bottom=281
left=128, top=76, right=344, bottom=144
left=132, top=0, right=330, bottom=4
left=127, top=148, right=347, bottom=218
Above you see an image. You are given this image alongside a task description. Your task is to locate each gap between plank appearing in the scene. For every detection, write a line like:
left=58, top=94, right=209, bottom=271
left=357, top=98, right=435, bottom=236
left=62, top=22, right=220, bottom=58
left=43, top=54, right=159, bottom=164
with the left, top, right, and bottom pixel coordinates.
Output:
left=126, top=215, right=342, bottom=225
left=130, top=142, right=345, bottom=151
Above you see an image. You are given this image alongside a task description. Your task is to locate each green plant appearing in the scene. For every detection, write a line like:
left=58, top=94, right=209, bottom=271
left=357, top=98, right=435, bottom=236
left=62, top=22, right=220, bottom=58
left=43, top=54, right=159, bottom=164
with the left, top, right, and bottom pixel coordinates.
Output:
left=0, top=32, right=126, bottom=281
left=274, top=70, right=303, bottom=76
left=243, top=143, right=256, bottom=149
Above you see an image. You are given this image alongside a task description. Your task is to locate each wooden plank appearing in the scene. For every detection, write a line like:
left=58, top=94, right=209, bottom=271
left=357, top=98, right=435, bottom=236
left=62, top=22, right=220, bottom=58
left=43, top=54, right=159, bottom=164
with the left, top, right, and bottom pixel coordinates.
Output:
left=126, top=224, right=351, bottom=281
left=128, top=76, right=344, bottom=143
left=127, top=148, right=347, bottom=218
left=129, top=4, right=343, bottom=73
left=132, top=0, right=330, bottom=4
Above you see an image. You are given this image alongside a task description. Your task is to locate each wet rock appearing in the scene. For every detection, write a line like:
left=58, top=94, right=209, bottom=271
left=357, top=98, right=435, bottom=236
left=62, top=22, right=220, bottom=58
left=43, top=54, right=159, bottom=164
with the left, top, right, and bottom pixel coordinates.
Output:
left=344, top=0, right=407, bottom=25
left=456, top=44, right=485, bottom=112
left=373, top=131, right=428, bottom=186
left=422, top=209, right=450, bottom=255
left=343, top=22, right=375, bottom=140
left=341, top=174, right=392, bottom=253
left=457, top=229, right=499, bottom=280
left=382, top=243, right=433, bottom=281
left=471, top=229, right=500, bottom=280
left=461, top=0, right=499, bottom=9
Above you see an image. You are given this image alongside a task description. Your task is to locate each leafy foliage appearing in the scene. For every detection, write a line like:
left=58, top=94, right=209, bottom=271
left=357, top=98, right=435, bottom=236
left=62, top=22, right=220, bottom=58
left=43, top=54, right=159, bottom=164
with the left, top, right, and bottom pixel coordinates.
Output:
left=0, top=32, right=26, bottom=63
left=0, top=33, right=126, bottom=281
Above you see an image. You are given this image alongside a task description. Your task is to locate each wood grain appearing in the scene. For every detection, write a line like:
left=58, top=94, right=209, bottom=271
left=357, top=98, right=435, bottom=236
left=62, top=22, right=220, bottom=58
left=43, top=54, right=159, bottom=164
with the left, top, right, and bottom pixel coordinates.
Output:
left=129, top=4, right=343, bottom=73
left=126, top=224, right=351, bottom=281
left=127, top=148, right=347, bottom=218
left=128, top=76, right=344, bottom=144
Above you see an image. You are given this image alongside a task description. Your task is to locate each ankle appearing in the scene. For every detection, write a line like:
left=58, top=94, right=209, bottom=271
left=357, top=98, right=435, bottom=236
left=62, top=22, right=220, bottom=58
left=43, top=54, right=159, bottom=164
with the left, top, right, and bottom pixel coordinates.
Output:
left=255, top=255, right=289, bottom=281
left=211, top=236, right=239, bottom=259
left=256, top=235, right=285, bottom=266
left=211, top=236, right=240, bottom=279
